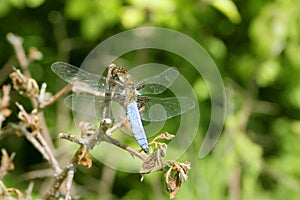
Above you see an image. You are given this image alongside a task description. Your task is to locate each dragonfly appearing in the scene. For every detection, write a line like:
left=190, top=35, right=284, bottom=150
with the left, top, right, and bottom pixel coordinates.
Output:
left=51, top=62, right=195, bottom=153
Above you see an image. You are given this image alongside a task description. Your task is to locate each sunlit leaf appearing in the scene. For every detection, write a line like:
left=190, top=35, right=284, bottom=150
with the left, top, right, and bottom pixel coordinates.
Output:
left=291, top=120, right=300, bottom=136
left=81, top=14, right=105, bottom=41
left=285, top=43, right=300, bottom=69
left=205, top=37, right=227, bottom=60
left=210, top=0, right=241, bottom=24
left=249, top=2, right=290, bottom=58
left=256, top=59, right=280, bottom=87
left=235, top=133, right=263, bottom=171
left=233, top=54, right=257, bottom=84
left=121, top=6, right=145, bottom=28
left=25, top=0, right=45, bottom=8
left=286, top=84, right=300, bottom=109
left=193, top=78, right=209, bottom=101
left=98, top=0, right=121, bottom=23
left=9, top=0, right=25, bottom=8
left=0, top=0, right=11, bottom=17
left=65, top=0, right=92, bottom=19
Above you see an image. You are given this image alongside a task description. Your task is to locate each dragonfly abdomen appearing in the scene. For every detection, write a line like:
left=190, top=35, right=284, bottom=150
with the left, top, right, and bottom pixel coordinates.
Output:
left=126, top=102, right=149, bottom=153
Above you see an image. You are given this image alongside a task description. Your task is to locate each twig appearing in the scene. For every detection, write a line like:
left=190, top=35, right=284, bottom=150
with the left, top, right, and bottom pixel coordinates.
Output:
left=99, top=121, right=146, bottom=161
left=17, top=124, right=51, bottom=162
left=43, top=163, right=74, bottom=200
left=0, top=149, right=16, bottom=180
left=44, top=117, right=148, bottom=199
left=0, top=85, right=12, bottom=130
left=1, top=84, right=11, bottom=105
left=98, top=165, right=116, bottom=200
left=38, top=113, right=56, bottom=153
left=0, top=58, right=15, bottom=85
left=0, top=124, right=14, bottom=136
left=102, top=133, right=147, bottom=161
left=36, top=132, right=61, bottom=174
left=58, top=132, right=89, bottom=146
left=0, top=180, right=25, bottom=199
left=105, top=117, right=126, bottom=136
left=43, top=123, right=105, bottom=199
left=65, top=166, right=75, bottom=200
left=25, top=182, right=34, bottom=200
left=8, top=34, right=55, bottom=152
left=38, top=83, right=47, bottom=106
left=22, top=168, right=54, bottom=179
left=15, top=102, right=61, bottom=173
left=43, top=146, right=89, bottom=200
left=6, top=33, right=30, bottom=76
left=10, top=124, right=59, bottom=175
left=42, top=84, right=72, bottom=108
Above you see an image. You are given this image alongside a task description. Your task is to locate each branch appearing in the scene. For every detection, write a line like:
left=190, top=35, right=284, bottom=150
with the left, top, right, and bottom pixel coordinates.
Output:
left=0, top=85, right=12, bottom=130
left=65, top=166, right=75, bottom=200
left=0, top=58, right=15, bottom=85
left=0, top=149, right=16, bottom=180
left=43, top=147, right=90, bottom=200
left=6, top=33, right=30, bottom=76
left=14, top=103, right=61, bottom=174
left=42, top=84, right=72, bottom=108
left=101, top=133, right=147, bottom=161
left=25, top=182, right=34, bottom=200
left=7, top=34, right=54, bottom=152
left=43, top=118, right=150, bottom=199
left=0, top=180, right=24, bottom=199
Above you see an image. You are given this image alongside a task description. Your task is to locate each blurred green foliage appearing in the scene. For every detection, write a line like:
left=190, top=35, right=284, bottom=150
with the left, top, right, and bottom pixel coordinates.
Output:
left=1, top=0, right=300, bottom=199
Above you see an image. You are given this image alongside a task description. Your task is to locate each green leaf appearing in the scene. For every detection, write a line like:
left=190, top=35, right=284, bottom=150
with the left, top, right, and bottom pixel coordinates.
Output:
left=210, top=0, right=242, bottom=24
left=81, top=14, right=105, bottom=41
left=25, top=0, right=45, bottom=8
left=121, top=6, right=145, bottom=28
left=235, top=133, right=262, bottom=172
left=256, top=59, right=280, bottom=87
left=205, top=37, right=227, bottom=60
left=193, top=78, right=209, bottom=101
left=65, top=0, right=92, bottom=19
left=0, top=0, right=11, bottom=17
left=286, top=84, right=300, bottom=110
left=9, top=0, right=25, bottom=8
left=285, top=42, right=300, bottom=69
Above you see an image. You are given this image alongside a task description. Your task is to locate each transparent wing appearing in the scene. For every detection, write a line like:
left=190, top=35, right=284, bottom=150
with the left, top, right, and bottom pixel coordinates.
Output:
left=140, top=96, right=195, bottom=121
left=137, top=67, right=179, bottom=94
left=64, top=94, right=109, bottom=118
left=51, top=62, right=124, bottom=94
left=64, top=94, right=127, bottom=119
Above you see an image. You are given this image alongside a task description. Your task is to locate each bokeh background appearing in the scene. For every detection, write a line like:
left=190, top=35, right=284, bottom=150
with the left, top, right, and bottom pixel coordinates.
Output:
left=1, top=0, right=300, bottom=199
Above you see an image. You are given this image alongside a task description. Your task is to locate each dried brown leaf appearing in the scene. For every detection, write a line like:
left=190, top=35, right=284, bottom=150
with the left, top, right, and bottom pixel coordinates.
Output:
left=1, top=85, right=11, bottom=108
left=7, top=187, right=24, bottom=199
left=28, top=47, right=43, bottom=61
left=164, top=161, right=191, bottom=199
left=154, top=132, right=175, bottom=141
left=2, top=108, right=12, bottom=117
left=140, top=149, right=164, bottom=174
left=77, top=148, right=92, bottom=168
left=169, top=183, right=181, bottom=199
left=10, top=70, right=39, bottom=98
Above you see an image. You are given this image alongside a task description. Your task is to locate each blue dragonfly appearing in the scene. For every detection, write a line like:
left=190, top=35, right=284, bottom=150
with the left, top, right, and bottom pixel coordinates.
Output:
left=51, top=62, right=195, bottom=153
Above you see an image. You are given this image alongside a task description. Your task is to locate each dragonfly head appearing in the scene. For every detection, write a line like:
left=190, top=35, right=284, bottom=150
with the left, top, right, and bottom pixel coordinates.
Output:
left=111, top=65, right=127, bottom=80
